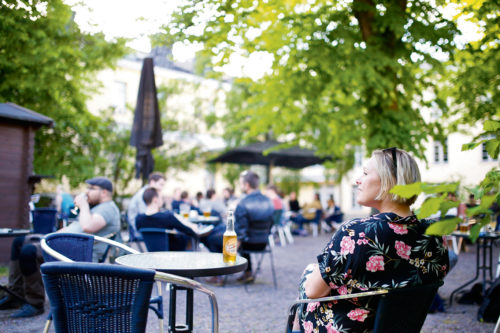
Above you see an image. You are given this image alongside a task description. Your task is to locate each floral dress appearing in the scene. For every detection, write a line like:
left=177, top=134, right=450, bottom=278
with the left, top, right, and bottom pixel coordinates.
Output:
left=295, top=213, right=449, bottom=333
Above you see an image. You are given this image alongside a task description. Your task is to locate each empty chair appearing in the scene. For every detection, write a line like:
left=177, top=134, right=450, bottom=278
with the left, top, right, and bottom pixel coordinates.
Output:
left=32, top=208, right=58, bottom=234
left=40, top=233, right=164, bottom=333
left=41, top=261, right=219, bottom=333
left=139, top=227, right=197, bottom=252
left=286, top=281, right=443, bottom=333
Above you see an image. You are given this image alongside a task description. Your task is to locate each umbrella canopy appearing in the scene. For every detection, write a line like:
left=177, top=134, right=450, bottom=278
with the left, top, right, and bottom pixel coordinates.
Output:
left=130, top=57, right=163, bottom=181
left=209, top=140, right=325, bottom=169
left=209, top=140, right=327, bottom=183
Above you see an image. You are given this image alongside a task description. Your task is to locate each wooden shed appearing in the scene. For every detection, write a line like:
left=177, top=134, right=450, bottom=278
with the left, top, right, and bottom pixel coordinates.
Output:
left=0, top=103, right=53, bottom=262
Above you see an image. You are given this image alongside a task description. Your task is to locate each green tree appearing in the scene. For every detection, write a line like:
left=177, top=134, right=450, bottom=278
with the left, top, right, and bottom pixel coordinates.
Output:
left=391, top=0, right=499, bottom=241
left=158, top=0, right=460, bottom=173
left=0, top=0, right=127, bottom=187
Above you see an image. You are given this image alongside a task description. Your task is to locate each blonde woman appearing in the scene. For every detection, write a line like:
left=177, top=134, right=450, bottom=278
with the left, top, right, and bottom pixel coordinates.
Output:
left=290, top=148, right=449, bottom=333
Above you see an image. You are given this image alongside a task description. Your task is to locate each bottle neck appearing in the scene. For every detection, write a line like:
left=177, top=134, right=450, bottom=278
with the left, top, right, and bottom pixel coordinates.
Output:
left=226, top=213, right=235, bottom=232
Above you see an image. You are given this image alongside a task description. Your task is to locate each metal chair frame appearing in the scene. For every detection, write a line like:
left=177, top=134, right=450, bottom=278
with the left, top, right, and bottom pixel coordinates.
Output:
left=41, top=233, right=164, bottom=333
left=41, top=261, right=219, bottom=333
left=240, top=241, right=277, bottom=289
left=286, top=281, right=443, bottom=333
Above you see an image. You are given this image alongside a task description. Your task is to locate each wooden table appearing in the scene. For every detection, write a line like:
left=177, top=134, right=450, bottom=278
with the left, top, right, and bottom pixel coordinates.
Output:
left=116, top=251, right=247, bottom=332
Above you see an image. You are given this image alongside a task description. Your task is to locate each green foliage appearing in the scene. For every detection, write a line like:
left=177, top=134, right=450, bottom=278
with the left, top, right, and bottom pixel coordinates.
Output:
left=425, top=217, right=462, bottom=236
left=0, top=0, right=127, bottom=187
left=158, top=0, right=460, bottom=175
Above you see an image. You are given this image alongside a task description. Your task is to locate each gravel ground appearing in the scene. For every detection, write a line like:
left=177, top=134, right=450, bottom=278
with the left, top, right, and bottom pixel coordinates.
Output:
left=0, top=228, right=497, bottom=332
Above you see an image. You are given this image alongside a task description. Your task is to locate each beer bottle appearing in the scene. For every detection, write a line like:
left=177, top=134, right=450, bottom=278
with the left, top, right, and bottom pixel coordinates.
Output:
left=223, top=210, right=237, bottom=264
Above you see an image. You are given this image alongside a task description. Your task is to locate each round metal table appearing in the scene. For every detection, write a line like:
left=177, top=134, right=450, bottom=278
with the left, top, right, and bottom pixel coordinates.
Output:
left=116, top=251, right=247, bottom=277
left=116, top=252, right=247, bottom=333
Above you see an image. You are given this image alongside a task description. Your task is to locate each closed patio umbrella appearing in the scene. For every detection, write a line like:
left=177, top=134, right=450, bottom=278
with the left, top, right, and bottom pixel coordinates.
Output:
left=130, top=57, right=163, bottom=181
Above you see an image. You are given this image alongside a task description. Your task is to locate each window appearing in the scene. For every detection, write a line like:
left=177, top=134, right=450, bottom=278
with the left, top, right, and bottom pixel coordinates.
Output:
left=433, top=138, right=448, bottom=163
left=112, top=81, right=127, bottom=114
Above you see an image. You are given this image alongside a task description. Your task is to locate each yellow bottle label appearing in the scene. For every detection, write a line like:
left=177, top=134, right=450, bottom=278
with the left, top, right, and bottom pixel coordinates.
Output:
left=223, top=234, right=237, bottom=264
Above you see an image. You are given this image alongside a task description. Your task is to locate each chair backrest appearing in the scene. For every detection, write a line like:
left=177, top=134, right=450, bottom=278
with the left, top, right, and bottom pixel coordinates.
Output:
left=42, top=233, right=94, bottom=262
left=32, top=208, right=58, bottom=234
left=272, top=209, right=283, bottom=226
left=313, top=209, right=322, bottom=223
left=127, top=212, right=143, bottom=242
left=41, top=261, right=155, bottom=333
left=140, top=228, right=171, bottom=252
left=373, top=281, right=442, bottom=333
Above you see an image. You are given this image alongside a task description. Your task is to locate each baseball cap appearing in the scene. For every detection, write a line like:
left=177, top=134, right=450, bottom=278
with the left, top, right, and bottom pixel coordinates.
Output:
left=85, top=177, right=113, bottom=192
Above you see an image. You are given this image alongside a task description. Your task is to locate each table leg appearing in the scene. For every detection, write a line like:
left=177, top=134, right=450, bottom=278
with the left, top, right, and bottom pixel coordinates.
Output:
left=168, top=284, right=194, bottom=333
left=186, top=288, right=194, bottom=331
left=168, top=284, right=177, bottom=333
left=449, top=241, right=481, bottom=306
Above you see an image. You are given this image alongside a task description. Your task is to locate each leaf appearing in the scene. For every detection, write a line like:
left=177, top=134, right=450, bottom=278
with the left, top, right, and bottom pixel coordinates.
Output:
left=390, top=182, right=422, bottom=198
left=425, top=218, right=462, bottom=236
left=417, top=196, right=444, bottom=219
left=484, top=120, right=500, bottom=132
left=466, top=206, right=492, bottom=217
left=468, top=224, right=481, bottom=243
left=439, top=200, right=459, bottom=217
left=461, top=142, right=482, bottom=152
left=421, top=183, right=458, bottom=194
left=479, top=195, right=496, bottom=209
left=485, top=140, right=500, bottom=159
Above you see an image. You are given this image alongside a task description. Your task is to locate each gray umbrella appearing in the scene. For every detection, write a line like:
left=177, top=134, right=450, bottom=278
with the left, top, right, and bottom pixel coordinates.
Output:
left=209, top=140, right=327, bottom=183
left=130, top=57, right=163, bottom=181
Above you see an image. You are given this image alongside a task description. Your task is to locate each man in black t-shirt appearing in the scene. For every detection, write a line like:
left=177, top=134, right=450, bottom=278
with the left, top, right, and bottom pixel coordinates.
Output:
left=136, top=188, right=199, bottom=251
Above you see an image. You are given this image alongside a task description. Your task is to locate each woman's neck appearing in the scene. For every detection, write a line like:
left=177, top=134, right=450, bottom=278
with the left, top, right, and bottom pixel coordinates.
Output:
left=377, top=200, right=412, bottom=217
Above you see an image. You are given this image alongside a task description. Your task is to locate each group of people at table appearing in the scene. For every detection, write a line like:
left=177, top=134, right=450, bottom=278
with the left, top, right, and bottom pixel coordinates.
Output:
left=1, top=148, right=456, bottom=333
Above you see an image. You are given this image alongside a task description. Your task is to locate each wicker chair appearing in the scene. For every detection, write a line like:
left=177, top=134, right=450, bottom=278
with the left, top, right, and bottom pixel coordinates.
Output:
left=41, top=261, right=219, bottom=333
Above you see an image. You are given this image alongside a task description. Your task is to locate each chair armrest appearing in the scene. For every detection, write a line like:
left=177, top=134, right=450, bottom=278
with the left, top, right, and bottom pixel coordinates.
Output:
left=93, top=235, right=141, bottom=254
left=154, top=272, right=219, bottom=333
left=288, top=289, right=388, bottom=315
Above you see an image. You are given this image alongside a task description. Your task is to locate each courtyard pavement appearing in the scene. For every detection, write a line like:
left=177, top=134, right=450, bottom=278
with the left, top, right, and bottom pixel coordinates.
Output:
left=0, top=226, right=498, bottom=332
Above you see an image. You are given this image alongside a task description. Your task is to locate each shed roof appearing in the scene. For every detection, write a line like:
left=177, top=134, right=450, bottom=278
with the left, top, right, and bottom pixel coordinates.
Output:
left=0, top=103, right=53, bottom=127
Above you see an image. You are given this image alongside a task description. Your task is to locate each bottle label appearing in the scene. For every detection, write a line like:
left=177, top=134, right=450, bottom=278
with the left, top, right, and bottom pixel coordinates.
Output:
left=224, top=238, right=237, bottom=255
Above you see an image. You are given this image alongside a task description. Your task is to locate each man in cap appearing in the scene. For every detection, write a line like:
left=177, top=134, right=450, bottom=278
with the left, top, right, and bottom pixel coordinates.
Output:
left=61, top=177, right=121, bottom=261
left=0, top=177, right=120, bottom=318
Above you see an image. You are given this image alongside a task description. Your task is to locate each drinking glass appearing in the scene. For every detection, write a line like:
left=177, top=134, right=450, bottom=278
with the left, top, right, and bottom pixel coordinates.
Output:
left=180, top=203, right=190, bottom=219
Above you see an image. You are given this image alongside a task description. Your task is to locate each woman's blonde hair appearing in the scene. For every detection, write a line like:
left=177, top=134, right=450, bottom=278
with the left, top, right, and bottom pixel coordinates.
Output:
left=372, top=148, right=421, bottom=205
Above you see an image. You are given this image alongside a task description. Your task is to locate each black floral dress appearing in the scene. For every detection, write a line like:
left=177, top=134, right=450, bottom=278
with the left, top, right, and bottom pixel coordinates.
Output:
left=295, top=213, right=449, bottom=333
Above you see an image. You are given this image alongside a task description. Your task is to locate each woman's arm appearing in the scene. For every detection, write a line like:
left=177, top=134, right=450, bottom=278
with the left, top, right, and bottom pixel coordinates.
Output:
left=304, top=264, right=330, bottom=299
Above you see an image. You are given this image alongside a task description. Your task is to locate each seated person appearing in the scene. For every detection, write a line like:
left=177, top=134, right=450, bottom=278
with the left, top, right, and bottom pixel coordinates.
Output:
left=291, top=193, right=322, bottom=233
left=0, top=177, right=120, bottom=318
left=288, top=191, right=300, bottom=216
left=235, top=170, right=275, bottom=283
left=289, top=148, right=449, bottom=332
left=136, top=188, right=200, bottom=251
left=324, top=195, right=344, bottom=229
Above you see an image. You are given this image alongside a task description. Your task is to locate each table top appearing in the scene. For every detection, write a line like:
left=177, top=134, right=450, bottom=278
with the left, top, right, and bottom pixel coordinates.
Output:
left=116, top=251, right=248, bottom=277
left=0, top=228, right=31, bottom=238
left=451, top=230, right=500, bottom=239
